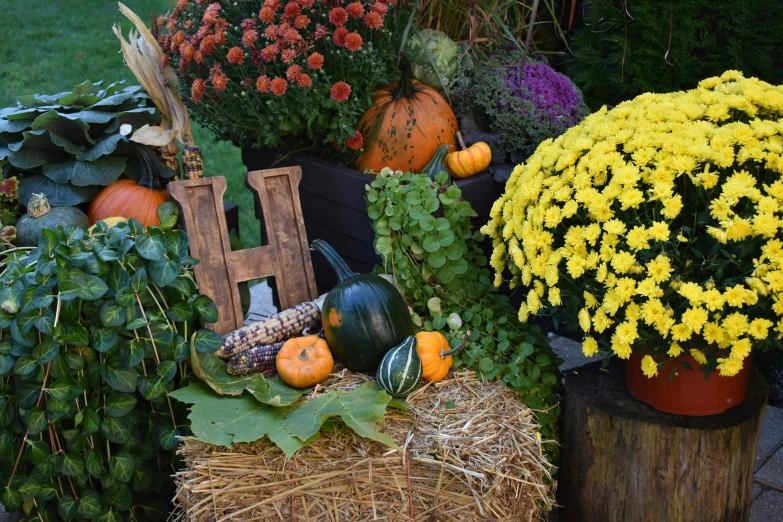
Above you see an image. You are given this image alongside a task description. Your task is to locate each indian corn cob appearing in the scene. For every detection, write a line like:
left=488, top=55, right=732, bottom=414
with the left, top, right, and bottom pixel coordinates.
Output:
left=216, top=300, right=321, bottom=359
left=183, top=144, right=203, bottom=179
left=226, top=342, right=284, bottom=375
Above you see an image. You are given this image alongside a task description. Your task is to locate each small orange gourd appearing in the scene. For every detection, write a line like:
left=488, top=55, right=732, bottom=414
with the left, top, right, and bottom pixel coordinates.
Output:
left=446, top=141, right=492, bottom=179
left=275, top=336, right=334, bottom=388
left=415, top=331, right=470, bottom=383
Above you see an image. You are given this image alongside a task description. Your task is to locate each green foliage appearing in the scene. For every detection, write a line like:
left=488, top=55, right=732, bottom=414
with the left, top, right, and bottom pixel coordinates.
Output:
left=0, top=80, right=169, bottom=208
left=564, top=0, right=783, bottom=109
left=366, top=169, right=562, bottom=457
left=171, top=377, right=398, bottom=458
left=0, top=217, right=220, bottom=521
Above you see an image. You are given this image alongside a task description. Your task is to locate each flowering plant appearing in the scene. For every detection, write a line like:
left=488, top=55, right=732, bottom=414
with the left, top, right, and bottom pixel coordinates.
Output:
left=455, top=52, right=589, bottom=169
left=483, top=71, right=783, bottom=379
left=162, top=0, right=410, bottom=154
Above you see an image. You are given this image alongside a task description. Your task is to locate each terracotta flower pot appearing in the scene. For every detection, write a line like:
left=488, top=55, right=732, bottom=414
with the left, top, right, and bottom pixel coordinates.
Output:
left=626, top=351, right=752, bottom=416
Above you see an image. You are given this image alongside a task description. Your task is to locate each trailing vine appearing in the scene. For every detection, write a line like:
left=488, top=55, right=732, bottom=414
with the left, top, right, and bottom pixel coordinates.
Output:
left=367, top=169, right=562, bottom=457
left=0, top=217, right=221, bottom=521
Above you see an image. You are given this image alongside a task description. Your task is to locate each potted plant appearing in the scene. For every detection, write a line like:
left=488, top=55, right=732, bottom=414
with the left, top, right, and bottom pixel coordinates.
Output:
left=482, top=70, right=783, bottom=416
left=159, top=1, right=501, bottom=291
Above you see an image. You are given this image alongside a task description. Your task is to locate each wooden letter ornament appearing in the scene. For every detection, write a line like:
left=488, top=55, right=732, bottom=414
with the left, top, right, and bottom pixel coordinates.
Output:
left=167, top=167, right=318, bottom=334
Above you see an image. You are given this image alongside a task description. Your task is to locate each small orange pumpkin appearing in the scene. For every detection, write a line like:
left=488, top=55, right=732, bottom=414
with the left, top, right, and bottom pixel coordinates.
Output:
left=446, top=142, right=492, bottom=179
left=356, top=54, right=458, bottom=174
left=88, top=145, right=169, bottom=227
left=415, top=331, right=470, bottom=383
left=275, top=335, right=334, bottom=388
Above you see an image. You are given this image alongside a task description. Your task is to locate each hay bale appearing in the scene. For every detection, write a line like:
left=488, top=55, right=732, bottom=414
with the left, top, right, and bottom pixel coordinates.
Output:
left=173, top=371, right=555, bottom=521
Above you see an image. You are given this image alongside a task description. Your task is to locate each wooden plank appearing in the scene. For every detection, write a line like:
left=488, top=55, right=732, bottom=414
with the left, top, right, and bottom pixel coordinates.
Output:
left=167, top=167, right=318, bottom=334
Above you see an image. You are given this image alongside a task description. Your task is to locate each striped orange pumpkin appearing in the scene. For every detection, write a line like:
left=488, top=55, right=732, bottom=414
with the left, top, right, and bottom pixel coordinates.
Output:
left=446, top=142, right=492, bottom=179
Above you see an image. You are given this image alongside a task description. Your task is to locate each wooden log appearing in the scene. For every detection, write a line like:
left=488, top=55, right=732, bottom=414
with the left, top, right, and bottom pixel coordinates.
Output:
left=561, top=359, right=768, bottom=522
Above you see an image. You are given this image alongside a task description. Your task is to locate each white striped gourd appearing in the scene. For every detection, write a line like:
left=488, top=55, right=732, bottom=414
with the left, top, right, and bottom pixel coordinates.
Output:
left=376, top=336, right=422, bottom=398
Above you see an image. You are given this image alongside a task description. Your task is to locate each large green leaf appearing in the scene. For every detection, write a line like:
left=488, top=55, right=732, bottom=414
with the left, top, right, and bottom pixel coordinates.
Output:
left=188, top=350, right=306, bottom=407
left=109, top=452, right=136, bottom=483
left=42, top=156, right=126, bottom=187
left=170, top=382, right=303, bottom=455
left=7, top=132, right=65, bottom=169
left=31, top=110, right=93, bottom=146
left=101, top=358, right=137, bottom=393
left=18, top=174, right=100, bottom=207
left=192, top=328, right=223, bottom=354
left=149, top=259, right=179, bottom=287
left=135, top=228, right=166, bottom=260
left=76, top=134, right=126, bottom=162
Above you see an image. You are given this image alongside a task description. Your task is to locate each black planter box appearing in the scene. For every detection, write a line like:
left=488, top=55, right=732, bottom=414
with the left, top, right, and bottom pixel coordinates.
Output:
left=242, top=148, right=503, bottom=294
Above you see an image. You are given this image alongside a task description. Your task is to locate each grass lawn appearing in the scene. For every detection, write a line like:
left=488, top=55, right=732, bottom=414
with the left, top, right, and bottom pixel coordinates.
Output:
left=0, top=0, right=261, bottom=247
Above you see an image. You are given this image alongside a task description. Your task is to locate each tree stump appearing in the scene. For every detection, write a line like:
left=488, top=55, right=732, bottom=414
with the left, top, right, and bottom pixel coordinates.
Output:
left=561, top=359, right=768, bottom=522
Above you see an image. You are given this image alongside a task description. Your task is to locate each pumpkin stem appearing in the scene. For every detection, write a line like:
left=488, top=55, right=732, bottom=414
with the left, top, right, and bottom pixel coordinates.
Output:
left=456, top=131, right=467, bottom=151
left=441, top=330, right=471, bottom=358
left=298, top=344, right=313, bottom=361
left=311, top=239, right=356, bottom=283
left=27, top=193, right=51, bottom=218
left=393, top=54, right=417, bottom=101
left=134, top=143, right=164, bottom=191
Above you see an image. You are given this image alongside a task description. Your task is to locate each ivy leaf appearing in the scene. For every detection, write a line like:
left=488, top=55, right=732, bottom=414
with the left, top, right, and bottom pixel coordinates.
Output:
left=100, top=416, right=132, bottom=444
left=102, top=483, right=133, bottom=511
left=0, top=354, right=15, bottom=376
left=149, top=259, right=178, bottom=287
left=82, top=408, right=100, bottom=436
left=55, top=321, right=89, bottom=346
left=135, top=229, right=166, bottom=261
left=99, top=301, right=126, bottom=327
left=106, top=266, right=130, bottom=292
left=192, top=328, right=223, bottom=353
left=33, top=341, right=60, bottom=363
left=91, top=327, right=118, bottom=353
left=109, top=452, right=135, bottom=483
left=85, top=448, right=103, bottom=478
left=115, top=287, right=136, bottom=307
left=156, top=361, right=177, bottom=383
left=57, top=495, right=79, bottom=521
left=118, top=340, right=144, bottom=367
left=48, top=379, right=80, bottom=401
left=190, top=295, right=218, bottom=324
left=26, top=407, right=48, bottom=435
left=17, top=478, right=40, bottom=502
left=130, top=268, right=147, bottom=292
left=101, top=358, right=137, bottom=393
left=105, top=394, right=137, bottom=417
left=28, top=440, right=51, bottom=465
left=60, top=452, right=85, bottom=476
left=280, top=383, right=397, bottom=449
left=156, top=426, right=180, bottom=451
left=97, top=509, right=124, bottom=522
left=165, top=298, right=193, bottom=322
left=13, top=355, right=38, bottom=377
left=76, top=490, right=103, bottom=519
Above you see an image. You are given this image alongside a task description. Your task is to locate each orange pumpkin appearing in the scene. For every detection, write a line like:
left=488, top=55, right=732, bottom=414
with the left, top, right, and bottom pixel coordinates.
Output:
left=415, top=330, right=470, bottom=383
left=356, top=55, right=458, bottom=174
left=275, top=335, right=334, bottom=388
left=446, top=142, right=492, bottom=179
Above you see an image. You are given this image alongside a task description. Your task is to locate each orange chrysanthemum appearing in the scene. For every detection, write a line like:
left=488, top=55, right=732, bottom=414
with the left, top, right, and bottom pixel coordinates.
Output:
left=294, top=14, right=310, bottom=28
left=333, top=27, right=349, bottom=46
left=283, top=28, right=301, bottom=43
left=307, top=52, right=324, bottom=70
left=271, top=77, right=288, bottom=96
left=259, top=7, right=275, bottom=23
left=180, top=43, right=196, bottom=61
left=299, top=0, right=314, bottom=7
left=211, top=72, right=228, bottom=91
left=177, top=0, right=188, bottom=10
left=330, top=81, right=351, bottom=103
left=347, top=2, right=364, bottom=18
left=192, top=79, right=206, bottom=102
left=261, top=44, right=278, bottom=62
left=264, top=24, right=279, bottom=40
left=286, top=64, right=302, bottom=81
left=364, top=11, right=383, bottom=29
left=296, top=73, right=312, bottom=88
left=242, top=29, right=258, bottom=47
left=173, top=31, right=186, bottom=46
left=372, top=1, right=389, bottom=15
left=214, top=30, right=226, bottom=45
left=199, top=35, right=216, bottom=54
left=329, top=7, right=348, bottom=26
left=160, top=54, right=170, bottom=68
left=281, top=48, right=297, bottom=63
left=284, top=1, right=300, bottom=18
left=346, top=131, right=364, bottom=150
left=194, top=51, right=204, bottom=64
left=256, top=75, right=271, bottom=93
left=227, top=46, right=245, bottom=65
left=344, top=32, right=362, bottom=51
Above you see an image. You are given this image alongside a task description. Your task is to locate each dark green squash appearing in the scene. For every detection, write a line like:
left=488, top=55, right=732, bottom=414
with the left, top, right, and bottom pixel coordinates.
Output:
left=312, top=239, right=414, bottom=372
left=377, top=336, right=422, bottom=397
left=16, top=194, right=89, bottom=247
left=420, top=145, right=452, bottom=180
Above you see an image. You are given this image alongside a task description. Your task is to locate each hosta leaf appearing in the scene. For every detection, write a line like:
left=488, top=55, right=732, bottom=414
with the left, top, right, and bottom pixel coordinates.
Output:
left=60, top=452, right=85, bottom=476
left=18, top=174, right=100, bottom=207
left=101, top=415, right=132, bottom=444
left=192, top=328, right=223, bottom=354
left=135, top=228, right=166, bottom=260
left=105, top=394, right=137, bottom=417
left=109, top=452, right=135, bottom=483
left=101, top=358, right=137, bottom=393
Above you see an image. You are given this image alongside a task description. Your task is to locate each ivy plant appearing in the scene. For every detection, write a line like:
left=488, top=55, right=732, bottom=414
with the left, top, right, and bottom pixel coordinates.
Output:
left=367, top=169, right=563, bottom=457
left=0, top=217, right=221, bottom=521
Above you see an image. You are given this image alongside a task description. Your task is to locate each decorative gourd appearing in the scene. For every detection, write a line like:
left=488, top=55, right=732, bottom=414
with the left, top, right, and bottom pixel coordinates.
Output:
left=446, top=141, right=492, bottom=179
left=356, top=55, right=459, bottom=174
left=415, top=331, right=470, bottom=383
left=311, top=239, right=415, bottom=372
left=15, top=194, right=89, bottom=247
left=376, top=336, right=422, bottom=397
left=88, top=145, right=168, bottom=227
left=275, top=336, right=334, bottom=388
left=420, top=145, right=452, bottom=180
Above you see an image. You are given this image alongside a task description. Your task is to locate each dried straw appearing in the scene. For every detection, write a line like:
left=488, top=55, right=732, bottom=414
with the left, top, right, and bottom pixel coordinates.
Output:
left=173, top=371, right=556, bottom=521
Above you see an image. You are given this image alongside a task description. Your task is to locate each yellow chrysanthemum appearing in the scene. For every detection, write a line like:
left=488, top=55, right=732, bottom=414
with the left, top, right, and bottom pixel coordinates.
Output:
left=641, top=355, right=658, bottom=378
left=717, top=356, right=744, bottom=377
left=582, top=337, right=599, bottom=357
left=667, top=342, right=683, bottom=357
left=690, top=349, right=708, bottom=365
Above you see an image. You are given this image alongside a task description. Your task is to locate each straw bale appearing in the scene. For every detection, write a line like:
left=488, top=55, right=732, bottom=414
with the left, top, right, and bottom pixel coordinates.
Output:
left=173, top=370, right=556, bottom=521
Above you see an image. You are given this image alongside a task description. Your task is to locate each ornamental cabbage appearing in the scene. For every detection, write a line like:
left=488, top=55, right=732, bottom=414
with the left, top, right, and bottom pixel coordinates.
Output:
left=407, top=29, right=470, bottom=93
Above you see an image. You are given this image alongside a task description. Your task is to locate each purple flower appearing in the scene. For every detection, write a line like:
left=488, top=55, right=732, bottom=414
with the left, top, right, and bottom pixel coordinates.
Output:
left=505, top=62, right=585, bottom=128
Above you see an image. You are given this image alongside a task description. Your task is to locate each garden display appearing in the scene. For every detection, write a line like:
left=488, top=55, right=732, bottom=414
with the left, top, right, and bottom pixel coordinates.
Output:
left=15, top=194, right=89, bottom=247
left=483, top=70, right=783, bottom=416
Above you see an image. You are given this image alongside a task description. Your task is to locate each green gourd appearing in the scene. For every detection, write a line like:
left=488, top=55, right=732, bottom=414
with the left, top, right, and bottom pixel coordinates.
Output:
left=420, top=144, right=452, bottom=180
left=16, top=194, right=89, bottom=247
left=376, top=336, right=422, bottom=397
left=311, top=239, right=415, bottom=373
